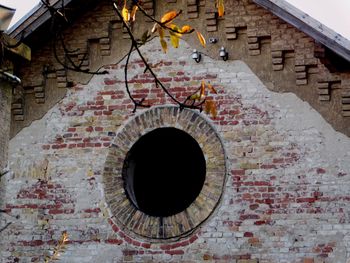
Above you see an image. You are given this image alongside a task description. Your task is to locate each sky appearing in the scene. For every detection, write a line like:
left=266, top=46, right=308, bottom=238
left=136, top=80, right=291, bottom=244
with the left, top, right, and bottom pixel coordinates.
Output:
left=1, top=0, right=350, bottom=40
left=1, top=0, right=40, bottom=29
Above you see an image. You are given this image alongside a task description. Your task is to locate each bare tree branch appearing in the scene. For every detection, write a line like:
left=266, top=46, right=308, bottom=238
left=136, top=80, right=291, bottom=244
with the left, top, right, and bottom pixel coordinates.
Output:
left=112, top=3, right=206, bottom=112
left=41, top=0, right=108, bottom=75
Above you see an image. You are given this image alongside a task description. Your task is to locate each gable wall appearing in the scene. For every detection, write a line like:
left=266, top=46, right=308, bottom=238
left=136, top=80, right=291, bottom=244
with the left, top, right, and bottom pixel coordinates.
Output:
left=2, top=1, right=350, bottom=262
left=2, top=37, right=350, bottom=263
left=0, top=81, right=12, bottom=170
left=10, top=0, right=350, bottom=137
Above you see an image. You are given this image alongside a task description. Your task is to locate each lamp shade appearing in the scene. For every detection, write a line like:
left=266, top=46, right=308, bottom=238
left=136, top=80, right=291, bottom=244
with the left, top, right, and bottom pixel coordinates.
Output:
left=191, top=49, right=198, bottom=58
left=0, top=4, right=15, bottom=31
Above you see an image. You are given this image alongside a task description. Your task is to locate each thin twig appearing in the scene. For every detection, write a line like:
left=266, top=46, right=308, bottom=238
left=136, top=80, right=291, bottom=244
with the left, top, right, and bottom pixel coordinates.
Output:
left=124, top=41, right=150, bottom=111
left=0, top=222, right=11, bottom=233
left=0, top=170, right=8, bottom=179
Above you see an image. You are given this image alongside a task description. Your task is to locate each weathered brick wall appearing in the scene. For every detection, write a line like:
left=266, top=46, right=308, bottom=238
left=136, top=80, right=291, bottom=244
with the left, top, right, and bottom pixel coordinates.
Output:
left=0, top=82, right=11, bottom=170
left=10, top=0, right=350, bottom=137
left=1, top=39, right=350, bottom=263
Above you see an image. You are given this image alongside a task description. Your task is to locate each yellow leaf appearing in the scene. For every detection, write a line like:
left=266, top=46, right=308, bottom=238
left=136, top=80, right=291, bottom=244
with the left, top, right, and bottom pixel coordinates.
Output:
left=169, top=24, right=179, bottom=32
left=130, top=5, right=138, bottom=22
left=181, top=25, right=192, bottom=33
left=87, top=168, right=94, bottom=177
left=62, top=232, right=69, bottom=242
left=204, top=100, right=211, bottom=113
left=168, top=24, right=176, bottom=30
left=217, top=0, right=225, bottom=17
left=160, top=39, right=168, bottom=53
left=190, top=93, right=201, bottom=100
left=196, top=31, right=206, bottom=48
left=158, top=27, right=165, bottom=39
left=200, top=81, right=206, bottom=99
left=207, top=83, right=217, bottom=94
left=205, top=100, right=217, bottom=118
left=141, top=30, right=149, bottom=44
left=169, top=24, right=182, bottom=36
left=158, top=27, right=167, bottom=53
left=211, top=104, right=217, bottom=118
left=170, top=32, right=180, bottom=48
left=122, top=6, right=130, bottom=22
left=161, top=10, right=178, bottom=24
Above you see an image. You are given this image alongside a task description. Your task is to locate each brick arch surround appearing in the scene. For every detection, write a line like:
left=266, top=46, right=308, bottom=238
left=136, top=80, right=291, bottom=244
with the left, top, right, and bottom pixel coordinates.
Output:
left=103, top=106, right=227, bottom=240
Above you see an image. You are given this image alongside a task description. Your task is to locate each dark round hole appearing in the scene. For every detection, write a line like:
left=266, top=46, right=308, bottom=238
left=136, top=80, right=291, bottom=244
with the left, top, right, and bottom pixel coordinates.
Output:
left=122, top=127, right=206, bottom=217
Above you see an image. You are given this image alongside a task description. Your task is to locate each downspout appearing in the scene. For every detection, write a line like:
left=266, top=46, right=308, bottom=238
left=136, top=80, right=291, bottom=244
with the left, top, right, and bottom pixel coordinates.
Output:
left=0, top=69, right=21, bottom=84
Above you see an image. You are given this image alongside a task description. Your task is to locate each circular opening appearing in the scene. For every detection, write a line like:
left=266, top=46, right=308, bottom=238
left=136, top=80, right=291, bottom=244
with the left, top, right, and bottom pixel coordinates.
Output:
left=122, top=127, right=206, bottom=217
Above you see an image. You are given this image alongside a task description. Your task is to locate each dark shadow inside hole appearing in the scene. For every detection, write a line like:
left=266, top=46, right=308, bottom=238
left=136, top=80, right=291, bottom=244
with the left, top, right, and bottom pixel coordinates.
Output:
left=123, top=127, right=206, bottom=217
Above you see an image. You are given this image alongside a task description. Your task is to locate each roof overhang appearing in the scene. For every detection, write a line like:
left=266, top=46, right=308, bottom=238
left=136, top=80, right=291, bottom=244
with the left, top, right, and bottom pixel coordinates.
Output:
left=253, top=0, right=350, bottom=62
left=8, top=0, right=73, bottom=40
left=7, top=0, right=350, bottom=63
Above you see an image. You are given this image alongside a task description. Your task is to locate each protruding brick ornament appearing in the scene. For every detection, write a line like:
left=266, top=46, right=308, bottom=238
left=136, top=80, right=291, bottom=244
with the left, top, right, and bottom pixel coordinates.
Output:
left=341, top=87, right=350, bottom=117
left=317, top=78, right=341, bottom=101
left=187, top=0, right=199, bottom=19
left=33, top=85, right=45, bottom=104
left=205, top=10, right=218, bottom=32
left=12, top=99, right=24, bottom=121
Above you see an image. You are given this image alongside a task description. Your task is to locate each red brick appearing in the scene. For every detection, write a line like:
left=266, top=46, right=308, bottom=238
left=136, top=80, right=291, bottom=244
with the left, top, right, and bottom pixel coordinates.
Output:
left=244, top=232, right=254, bottom=237
left=141, top=243, right=151, bottom=249
left=104, top=78, right=118, bottom=85
left=165, top=250, right=184, bottom=255
left=105, top=239, right=123, bottom=245
left=317, top=168, right=326, bottom=174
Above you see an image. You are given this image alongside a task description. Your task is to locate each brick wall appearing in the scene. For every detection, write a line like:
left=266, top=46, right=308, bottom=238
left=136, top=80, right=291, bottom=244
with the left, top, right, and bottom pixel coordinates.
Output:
left=1, top=39, right=350, bottom=262
left=0, top=82, right=11, bottom=170
left=10, top=0, right=350, bottom=137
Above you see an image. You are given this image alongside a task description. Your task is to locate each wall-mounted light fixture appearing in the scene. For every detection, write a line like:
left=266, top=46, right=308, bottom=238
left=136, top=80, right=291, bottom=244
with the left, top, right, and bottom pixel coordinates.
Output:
left=219, top=46, right=228, bottom=61
left=191, top=49, right=201, bottom=63
left=209, top=37, right=218, bottom=44
left=0, top=70, right=21, bottom=84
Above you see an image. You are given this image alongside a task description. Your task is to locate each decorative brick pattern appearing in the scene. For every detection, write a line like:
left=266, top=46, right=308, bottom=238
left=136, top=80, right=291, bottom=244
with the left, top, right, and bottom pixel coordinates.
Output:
left=0, top=82, right=11, bottom=170
left=56, top=69, right=67, bottom=88
left=187, top=0, right=199, bottom=19
left=104, top=106, right=226, bottom=240
left=10, top=0, right=350, bottom=136
left=295, top=65, right=308, bottom=85
left=225, top=22, right=238, bottom=40
left=317, top=81, right=330, bottom=101
left=205, top=10, right=217, bottom=32
left=342, top=88, right=350, bottom=117
left=271, top=50, right=284, bottom=71
left=100, top=38, right=111, bottom=56
left=33, top=85, right=45, bottom=104
left=317, top=79, right=341, bottom=101
left=11, top=99, right=24, bottom=121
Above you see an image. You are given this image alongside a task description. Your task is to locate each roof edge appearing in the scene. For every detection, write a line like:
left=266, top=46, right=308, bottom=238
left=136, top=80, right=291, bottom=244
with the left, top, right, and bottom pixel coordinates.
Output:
left=6, top=2, right=42, bottom=34
left=8, top=0, right=74, bottom=40
left=253, top=0, right=350, bottom=62
left=6, top=0, right=350, bottom=63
